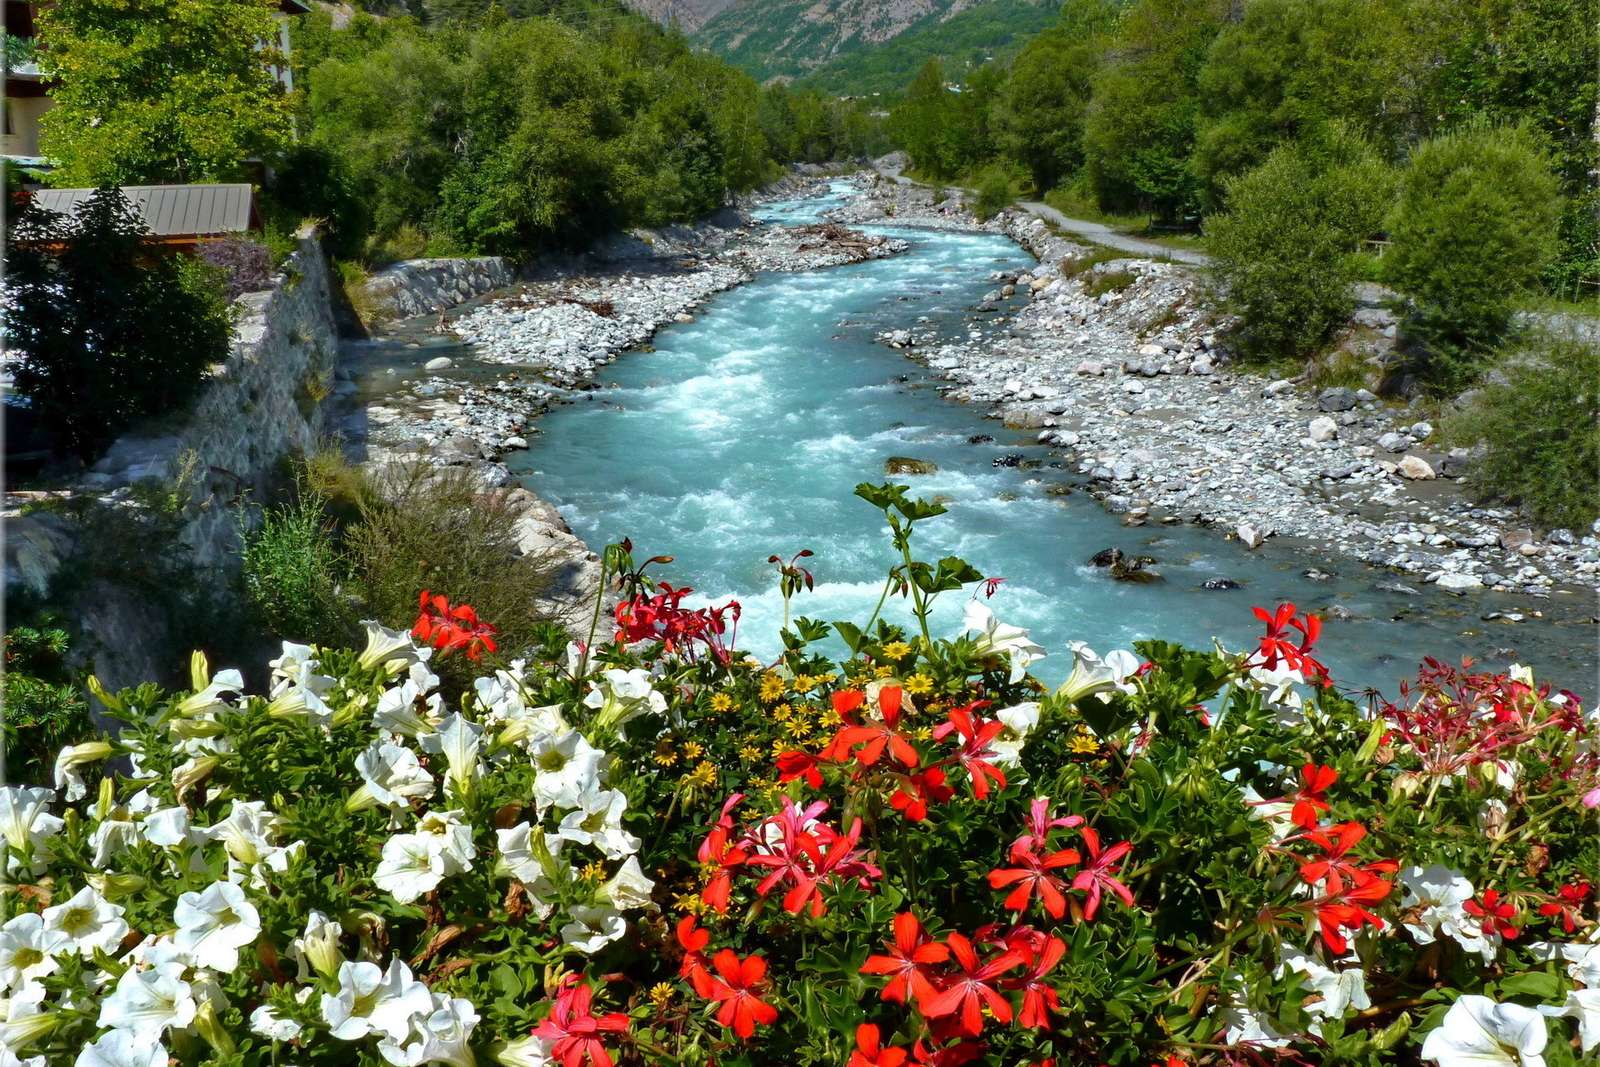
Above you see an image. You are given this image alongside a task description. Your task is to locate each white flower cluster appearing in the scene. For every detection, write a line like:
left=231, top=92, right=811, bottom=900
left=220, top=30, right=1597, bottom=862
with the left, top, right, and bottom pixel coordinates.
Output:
left=0, top=624, right=669, bottom=1067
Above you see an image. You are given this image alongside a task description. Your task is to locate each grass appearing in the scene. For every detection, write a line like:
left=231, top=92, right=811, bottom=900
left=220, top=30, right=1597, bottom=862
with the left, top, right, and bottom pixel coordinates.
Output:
left=1060, top=245, right=1142, bottom=278
left=1084, top=269, right=1139, bottom=297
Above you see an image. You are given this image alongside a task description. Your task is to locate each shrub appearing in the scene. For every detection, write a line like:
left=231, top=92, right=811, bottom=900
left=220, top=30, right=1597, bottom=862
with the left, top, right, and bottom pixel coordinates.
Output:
left=1384, top=124, right=1563, bottom=393
left=1, top=619, right=92, bottom=784
left=195, top=236, right=275, bottom=299
left=1448, top=330, right=1600, bottom=530
left=1083, top=267, right=1137, bottom=297
left=3, top=187, right=234, bottom=462
left=242, top=487, right=356, bottom=648
left=8, top=485, right=1595, bottom=1066
left=971, top=166, right=1014, bottom=221
left=1206, top=133, right=1394, bottom=361
left=345, top=463, right=565, bottom=670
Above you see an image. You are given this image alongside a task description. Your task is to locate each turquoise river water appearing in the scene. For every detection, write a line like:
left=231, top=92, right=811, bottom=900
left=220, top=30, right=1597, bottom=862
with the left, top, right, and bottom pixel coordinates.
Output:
left=511, top=183, right=1598, bottom=695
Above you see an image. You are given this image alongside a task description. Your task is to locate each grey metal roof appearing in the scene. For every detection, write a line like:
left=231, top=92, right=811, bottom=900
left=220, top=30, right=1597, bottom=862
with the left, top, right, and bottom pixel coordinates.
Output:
left=29, top=184, right=257, bottom=238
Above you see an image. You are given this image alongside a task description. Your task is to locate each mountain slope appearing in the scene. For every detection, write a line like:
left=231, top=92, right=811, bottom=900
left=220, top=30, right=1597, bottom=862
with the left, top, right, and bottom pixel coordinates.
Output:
left=620, top=0, right=735, bottom=33
left=693, top=0, right=1051, bottom=84
left=799, top=0, right=1059, bottom=95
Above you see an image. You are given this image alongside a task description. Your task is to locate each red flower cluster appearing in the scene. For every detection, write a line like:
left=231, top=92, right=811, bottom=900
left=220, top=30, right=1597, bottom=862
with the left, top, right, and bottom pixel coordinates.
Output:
left=1250, top=603, right=1329, bottom=685
left=776, top=689, right=1011, bottom=824
left=1538, top=881, right=1593, bottom=934
left=987, top=801, right=1134, bottom=923
left=1464, top=888, right=1521, bottom=940
left=859, top=913, right=1073, bottom=1062
left=675, top=917, right=780, bottom=1039
left=532, top=975, right=630, bottom=1067
left=613, top=582, right=740, bottom=664
left=1382, top=658, right=1587, bottom=781
left=695, top=794, right=881, bottom=918
left=412, top=591, right=499, bottom=661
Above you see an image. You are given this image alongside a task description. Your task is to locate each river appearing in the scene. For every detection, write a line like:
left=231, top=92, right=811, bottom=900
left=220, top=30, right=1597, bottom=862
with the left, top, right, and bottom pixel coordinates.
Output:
left=508, top=182, right=1597, bottom=694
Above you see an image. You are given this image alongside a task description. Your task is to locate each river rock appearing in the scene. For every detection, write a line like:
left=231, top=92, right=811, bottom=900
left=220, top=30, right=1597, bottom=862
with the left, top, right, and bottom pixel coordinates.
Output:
left=1435, top=572, right=1484, bottom=592
left=1377, top=432, right=1410, bottom=453
left=1397, top=456, right=1435, bottom=480
left=502, top=435, right=529, bottom=450
left=1499, top=528, right=1534, bottom=552
left=885, top=456, right=938, bottom=475
left=1409, top=421, right=1434, bottom=440
left=1318, top=387, right=1358, bottom=412
left=1122, top=380, right=1146, bottom=395
left=1308, top=416, right=1338, bottom=443
left=1237, top=523, right=1265, bottom=549
left=424, top=356, right=454, bottom=371
left=1201, top=577, right=1242, bottom=590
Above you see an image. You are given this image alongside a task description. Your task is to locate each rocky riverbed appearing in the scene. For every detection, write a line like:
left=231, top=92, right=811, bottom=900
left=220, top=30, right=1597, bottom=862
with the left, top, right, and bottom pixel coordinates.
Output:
left=832, top=174, right=1600, bottom=602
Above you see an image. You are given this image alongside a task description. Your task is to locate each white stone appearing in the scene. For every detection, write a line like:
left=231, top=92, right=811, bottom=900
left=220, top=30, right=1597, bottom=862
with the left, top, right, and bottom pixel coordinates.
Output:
left=1435, top=572, right=1484, bottom=592
left=1397, top=456, right=1436, bottom=480
left=1308, top=416, right=1338, bottom=443
left=1237, top=523, right=1265, bottom=549
left=424, top=356, right=454, bottom=372
left=1121, top=379, right=1145, bottom=395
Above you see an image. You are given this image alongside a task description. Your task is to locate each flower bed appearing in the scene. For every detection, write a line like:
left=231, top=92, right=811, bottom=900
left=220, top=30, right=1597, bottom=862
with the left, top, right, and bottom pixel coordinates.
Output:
left=4, top=486, right=1596, bottom=1067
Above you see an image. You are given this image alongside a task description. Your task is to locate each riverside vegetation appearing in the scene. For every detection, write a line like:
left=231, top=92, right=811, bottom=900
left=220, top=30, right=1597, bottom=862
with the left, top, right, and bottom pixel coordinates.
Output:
left=3, top=488, right=1597, bottom=1066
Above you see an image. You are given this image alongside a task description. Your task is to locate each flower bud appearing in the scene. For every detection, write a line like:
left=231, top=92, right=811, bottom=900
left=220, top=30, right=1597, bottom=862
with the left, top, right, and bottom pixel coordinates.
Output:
left=172, top=755, right=219, bottom=796
left=193, top=1000, right=237, bottom=1055
left=87, top=872, right=148, bottom=899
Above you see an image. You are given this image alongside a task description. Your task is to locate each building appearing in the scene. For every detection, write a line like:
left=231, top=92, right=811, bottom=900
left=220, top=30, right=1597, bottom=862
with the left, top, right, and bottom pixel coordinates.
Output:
left=3, top=0, right=310, bottom=166
left=23, top=183, right=262, bottom=251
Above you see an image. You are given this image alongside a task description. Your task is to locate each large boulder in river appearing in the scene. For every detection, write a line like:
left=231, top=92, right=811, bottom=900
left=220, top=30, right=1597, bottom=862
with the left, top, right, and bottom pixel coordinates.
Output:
left=885, top=456, right=938, bottom=476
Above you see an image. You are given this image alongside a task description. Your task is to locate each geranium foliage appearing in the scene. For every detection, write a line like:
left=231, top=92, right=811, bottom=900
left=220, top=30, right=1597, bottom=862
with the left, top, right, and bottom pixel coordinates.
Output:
left=3, top=485, right=1596, bottom=1067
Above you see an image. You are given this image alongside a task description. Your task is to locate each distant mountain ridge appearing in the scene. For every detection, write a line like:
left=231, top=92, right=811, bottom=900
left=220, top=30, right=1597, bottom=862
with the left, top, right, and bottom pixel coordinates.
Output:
left=675, top=0, right=1054, bottom=85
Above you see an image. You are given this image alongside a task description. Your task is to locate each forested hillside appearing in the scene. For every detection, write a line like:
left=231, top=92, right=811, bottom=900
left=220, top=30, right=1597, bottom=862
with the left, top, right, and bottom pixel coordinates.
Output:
left=694, top=0, right=1052, bottom=85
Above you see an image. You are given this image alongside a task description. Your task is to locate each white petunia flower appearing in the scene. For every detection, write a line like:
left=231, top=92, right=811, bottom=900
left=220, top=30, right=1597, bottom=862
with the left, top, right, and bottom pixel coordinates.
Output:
left=75, top=1028, right=168, bottom=1067
left=989, top=701, right=1041, bottom=768
left=1055, top=641, right=1140, bottom=705
left=250, top=1002, right=304, bottom=1042
left=1400, top=865, right=1494, bottom=961
left=0, top=787, right=64, bottom=878
left=583, top=669, right=667, bottom=731
left=559, top=904, right=626, bottom=954
left=42, top=885, right=128, bottom=957
left=495, top=824, right=565, bottom=917
left=493, top=1033, right=555, bottom=1067
left=289, top=910, right=344, bottom=980
left=1420, top=995, right=1548, bottom=1066
left=531, top=731, right=606, bottom=815
left=420, top=714, right=484, bottom=799
left=173, top=662, right=245, bottom=718
left=266, top=641, right=337, bottom=723
left=0, top=914, right=70, bottom=991
left=1241, top=664, right=1309, bottom=725
left=90, top=815, right=138, bottom=869
left=416, top=810, right=476, bottom=875
left=321, top=959, right=433, bottom=1042
left=350, top=741, right=436, bottom=814
left=97, top=965, right=197, bottom=1039
left=1276, top=946, right=1370, bottom=1032
left=0, top=983, right=54, bottom=1051
left=1218, top=987, right=1295, bottom=1049
left=139, top=807, right=194, bottom=849
left=373, top=678, right=444, bottom=739
left=1241, top=785, right=1299, bottom=842
left=963, top=601, right=1046, bottom=684
left=553, top=788, right=639, bottom=859
left=600, top=856, right=656, bottom=911
left=53, top=741, right=113, bottom=802
left=1527, top=929, right=1600, bottom=988
left=172, top=881, right=261, bottom=973
left=374, top=833, right=446, bottom=903
left=379, top=992, right=479, bottom=1067
left=1539, top=989, right=1600, bottom=1054
left=357, top=621, right=430, bottom=676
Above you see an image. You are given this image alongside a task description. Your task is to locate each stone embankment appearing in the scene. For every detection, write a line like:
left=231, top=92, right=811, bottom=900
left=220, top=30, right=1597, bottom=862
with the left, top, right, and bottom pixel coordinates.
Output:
left=358, top=256, right=517, bottom=322
left=837, top=175, right=1600, bottom=600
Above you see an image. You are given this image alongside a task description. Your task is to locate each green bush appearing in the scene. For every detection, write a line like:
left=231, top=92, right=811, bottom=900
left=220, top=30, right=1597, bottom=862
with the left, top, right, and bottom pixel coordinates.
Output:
left=2, top=620, right=92, bottom=785
left=3, top=188, right=234, bottom=462
left=971, top=165, right=1014, bottom=221
left=1384, top=124, right=1563, bottom=392
left=1206, top=132, right=1394, bottom=360
left=346, top=463, right=565, bottom=669
left=1448, top=330, right=1600, bottom=530
left=242, top=487, right=356, bottom=648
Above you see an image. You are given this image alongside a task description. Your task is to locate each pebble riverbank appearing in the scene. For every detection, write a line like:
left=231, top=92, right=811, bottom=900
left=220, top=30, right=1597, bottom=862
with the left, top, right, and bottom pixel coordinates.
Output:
left=828, top=173, right=1600, bottom=604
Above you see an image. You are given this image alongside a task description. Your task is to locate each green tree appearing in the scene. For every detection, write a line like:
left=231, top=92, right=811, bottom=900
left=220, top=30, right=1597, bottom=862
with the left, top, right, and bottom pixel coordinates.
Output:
left=1192, top=0, right=1420, bottom=203
left=3, top=188, right=234, bottom=461
left=37, top=0, right=296, bottom=185
left=992, top=0, right=1120, bottom=194
left=893, top=58, right=956, bottom=178
left=1082, top=0, right=1229, bottom=222
left=1450, top=331, right=1600, bottom=530
left=1207, top=130, right=1395, bottom=360
left=1384, top=124, right=1563, bottom=393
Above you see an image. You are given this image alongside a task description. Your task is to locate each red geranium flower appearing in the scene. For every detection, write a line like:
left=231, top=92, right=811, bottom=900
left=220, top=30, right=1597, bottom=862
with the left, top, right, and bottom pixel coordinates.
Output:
left=1011, top=797, right=1084, bottom=855
left=830, top=686, right=920, bottom=769
left=775, top=749, right=825, bottom=789
left=532, top=976, right=630, bottom=1067
left=919, top=932, right=1024, bottom=1037
left=860, top=912, right=950, bottom=1006
left=1291, top=763, right=1338, bottom=830
left=675, top=916, right=717, bottom=998
left=696, top=825, right=747, bottom=915
left=1313, top=876, right=1390, bottom=955
left=1464, top=888, right=1521, bottom=940
left=412, top=590, right=499, bottom=661
left=1071, top=827, right=1135, bottom=920
left=1250, top=603, right=1329, bottom=684
left=705, top=949, right=779, bottom=1039
left=1015, top=934, right=1067, bottom=1030
left=933, top=701, right=1007, bottom=800
left=988, top=845, right=1082, bottom=919
left=1297, top=822, right=1397, bottom=896
left=889, top=765, right=954, bottom=822
left=1539, top=882, right=1592, bottom=934
left=850, top=1024, right=910, bottom=1067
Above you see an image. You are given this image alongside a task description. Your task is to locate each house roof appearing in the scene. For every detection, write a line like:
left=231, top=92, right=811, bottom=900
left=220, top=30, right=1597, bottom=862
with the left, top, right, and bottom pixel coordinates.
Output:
left=29, top=183, right=259, bottom=238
